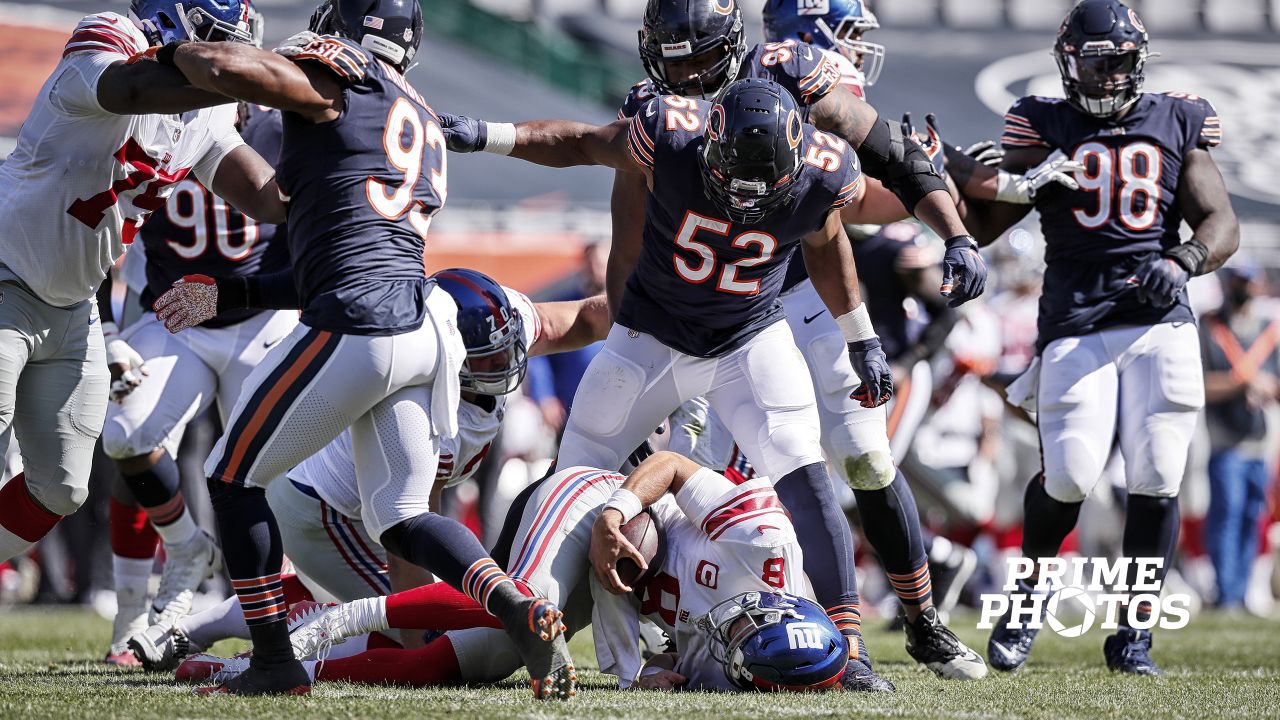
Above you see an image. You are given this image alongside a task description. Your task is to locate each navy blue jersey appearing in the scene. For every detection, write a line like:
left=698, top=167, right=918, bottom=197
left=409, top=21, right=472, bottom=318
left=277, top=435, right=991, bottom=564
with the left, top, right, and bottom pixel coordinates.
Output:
left=618, top=96, right=863, bottom=357
left=1001, top=92, right=1221, bottom=348
left=850, top=228, right=924, bottom=362
left=139, top=104, right=289, bottom=328
left=276, top=37, right=446, bottom=335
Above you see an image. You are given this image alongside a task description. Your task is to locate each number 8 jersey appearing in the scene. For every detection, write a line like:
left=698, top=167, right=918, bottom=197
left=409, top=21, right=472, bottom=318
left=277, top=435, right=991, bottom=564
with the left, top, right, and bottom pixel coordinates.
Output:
left=1001, top=92, right=1221, bottom=348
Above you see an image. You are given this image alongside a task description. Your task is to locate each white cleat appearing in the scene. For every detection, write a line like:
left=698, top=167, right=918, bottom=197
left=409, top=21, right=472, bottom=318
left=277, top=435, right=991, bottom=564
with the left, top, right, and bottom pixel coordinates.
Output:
left=128, top=622, right=204, bottom=672
left=287, top=600, right=349, bottom=660
left=150, top=531, right=222, bottom=627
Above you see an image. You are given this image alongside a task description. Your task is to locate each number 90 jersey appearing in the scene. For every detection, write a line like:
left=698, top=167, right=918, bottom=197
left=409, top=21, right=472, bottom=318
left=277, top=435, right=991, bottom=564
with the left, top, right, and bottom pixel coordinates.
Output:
left=1001, top=93, right=1221, bottom=347
left=276, top=37, right=447, bottom=336
left=140, top=105, right=289, bottom=328
left=618, top=96, right=863, bottom=358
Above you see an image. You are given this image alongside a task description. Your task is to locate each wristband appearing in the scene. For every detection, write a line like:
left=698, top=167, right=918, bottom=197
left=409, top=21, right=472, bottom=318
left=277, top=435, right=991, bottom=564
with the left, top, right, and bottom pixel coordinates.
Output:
left=482, top=122, right=517, bottom=156
left=603, top=488, right=643, bottom=525
left=835, top=304, right=877, bottom=343
left=156, top=40, right=186, bottom=68
left=1163, top=239, right=1209, bottom=277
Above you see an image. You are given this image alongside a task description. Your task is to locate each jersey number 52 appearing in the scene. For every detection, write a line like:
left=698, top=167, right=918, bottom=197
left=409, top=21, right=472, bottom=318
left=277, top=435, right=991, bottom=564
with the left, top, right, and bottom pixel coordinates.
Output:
left=367, top=98, right=448, bottom=239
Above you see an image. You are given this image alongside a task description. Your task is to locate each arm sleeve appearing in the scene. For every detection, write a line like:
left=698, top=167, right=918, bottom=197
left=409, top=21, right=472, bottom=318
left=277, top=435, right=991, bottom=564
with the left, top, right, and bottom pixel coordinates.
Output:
left=504, top=287, right=542, bottom=349
left=289, top=35, right=369, bottom=83
left=1001, top=98, right=1051, bottom=150
left=190, top=105, right=248, bottom=186
left=1191, top=96, right=1222, bottom=151
left=830, top=146, right=866, bottom=211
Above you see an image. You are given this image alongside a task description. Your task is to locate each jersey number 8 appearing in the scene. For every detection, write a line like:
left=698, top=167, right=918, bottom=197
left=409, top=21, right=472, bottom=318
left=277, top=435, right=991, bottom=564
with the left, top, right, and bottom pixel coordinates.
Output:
left=367, top=98, right=448, bottom=239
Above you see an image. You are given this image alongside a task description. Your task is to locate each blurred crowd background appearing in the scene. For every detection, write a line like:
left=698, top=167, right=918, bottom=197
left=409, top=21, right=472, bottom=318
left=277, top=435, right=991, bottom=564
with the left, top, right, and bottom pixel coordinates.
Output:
left=1, top=0, right=1278, bottom=623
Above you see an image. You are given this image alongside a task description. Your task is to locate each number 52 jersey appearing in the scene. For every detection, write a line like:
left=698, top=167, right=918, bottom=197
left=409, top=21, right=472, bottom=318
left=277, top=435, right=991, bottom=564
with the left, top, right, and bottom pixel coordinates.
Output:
left=0, top=13, right=245, bottom=307
left=1002, top=92, right=1222, bottom=348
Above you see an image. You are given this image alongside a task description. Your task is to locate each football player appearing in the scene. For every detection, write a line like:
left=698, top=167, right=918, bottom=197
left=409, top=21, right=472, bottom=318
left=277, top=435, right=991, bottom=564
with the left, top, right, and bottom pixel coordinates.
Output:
left=128, top=269, right=609, bottom=677
left=185, top=452, right=858, bottom=693
left=136, top=0, right=572, bottom=697
left=0, top=0, right=284, bottom=573
left=442, top=76, right=903, bottom=688
left=948, top=0, right=1238, bottom=675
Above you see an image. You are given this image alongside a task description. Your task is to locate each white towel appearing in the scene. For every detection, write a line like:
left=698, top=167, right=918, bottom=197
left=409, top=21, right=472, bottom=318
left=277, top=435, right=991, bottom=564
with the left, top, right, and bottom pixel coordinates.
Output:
left=1005, top=356, right=1041, bottom=415
left=425, top=287, right=465, bottom=439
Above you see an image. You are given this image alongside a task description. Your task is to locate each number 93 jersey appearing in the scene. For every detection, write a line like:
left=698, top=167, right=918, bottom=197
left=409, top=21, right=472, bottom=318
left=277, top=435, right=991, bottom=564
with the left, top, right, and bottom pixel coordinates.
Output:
left=618, top=96, right=863, bottom=358
left=276, top=37, right=447, bottom=336
left=1002, top=92, right=1221, bottom=346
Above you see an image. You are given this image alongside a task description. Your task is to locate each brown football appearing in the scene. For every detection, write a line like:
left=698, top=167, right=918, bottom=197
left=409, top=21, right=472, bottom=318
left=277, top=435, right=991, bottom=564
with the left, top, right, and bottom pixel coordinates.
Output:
left=617, top=508, right=661, bottom=587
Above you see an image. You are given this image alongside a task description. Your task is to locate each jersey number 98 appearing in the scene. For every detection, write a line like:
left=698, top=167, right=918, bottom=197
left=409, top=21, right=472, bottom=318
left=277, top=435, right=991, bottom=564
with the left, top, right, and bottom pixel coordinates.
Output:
left=1072, top=141, right=1162, bottom=232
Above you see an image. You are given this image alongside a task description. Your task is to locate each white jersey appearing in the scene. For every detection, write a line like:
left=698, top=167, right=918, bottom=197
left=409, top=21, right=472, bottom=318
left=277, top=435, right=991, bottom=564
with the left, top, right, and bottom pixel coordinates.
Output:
left=593, top=469, right=809, bottom=690
left=288, top=287, right=541, bottom=517
left=820, top=48, right=867, bottom=99
left=0, top=13, right=243, bottom=306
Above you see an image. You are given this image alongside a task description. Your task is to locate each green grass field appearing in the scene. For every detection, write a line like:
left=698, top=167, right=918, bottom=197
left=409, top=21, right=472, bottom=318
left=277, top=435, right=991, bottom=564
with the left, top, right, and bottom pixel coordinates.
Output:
left=0, top=607, right=1275, bottom=719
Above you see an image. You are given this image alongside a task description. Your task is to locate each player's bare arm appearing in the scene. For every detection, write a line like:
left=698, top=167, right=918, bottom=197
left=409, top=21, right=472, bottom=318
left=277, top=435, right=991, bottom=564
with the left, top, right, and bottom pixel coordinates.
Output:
left=439, top=114, right=652, bottom=179
left=839, top=176, right=908, bottom=225
left=531, top=295, right=610, bottom=355
left=1176, top=148, right=1239, bottom=273
left=607, top=171, right=648, bottom=317
left=170, top=41, right=343, bottom=122
left=209, top=145, right=286, bottom=224
left=96, top=60, right=229, bottom=115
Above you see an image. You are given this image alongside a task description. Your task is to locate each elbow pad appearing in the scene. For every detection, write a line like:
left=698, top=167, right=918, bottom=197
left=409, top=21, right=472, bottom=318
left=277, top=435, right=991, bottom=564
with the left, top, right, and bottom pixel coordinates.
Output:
left=856, top=118, right=948, bottom=214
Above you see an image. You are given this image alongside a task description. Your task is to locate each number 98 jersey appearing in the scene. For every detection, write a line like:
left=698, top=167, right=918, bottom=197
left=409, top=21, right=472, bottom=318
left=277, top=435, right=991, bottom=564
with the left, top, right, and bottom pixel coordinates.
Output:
left=619, top=96, right=863, bottom=358
left=1002, top=92, right=1221, bottom=347
left=139, top=105, right=289, bottom=328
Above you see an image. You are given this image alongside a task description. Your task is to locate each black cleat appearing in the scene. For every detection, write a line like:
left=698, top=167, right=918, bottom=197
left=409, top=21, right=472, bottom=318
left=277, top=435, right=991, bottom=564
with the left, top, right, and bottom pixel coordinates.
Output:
left=196, top=658, right=311, bottom=696
left=503, top=597, right=576, bottom=700
left=1103, top=627, right=1163, bottom=676
left=987, top=582, right=1047, bottom=672
left=839, top=656, right=895, bottom=692
left=905, top=606, right=987, bottom=680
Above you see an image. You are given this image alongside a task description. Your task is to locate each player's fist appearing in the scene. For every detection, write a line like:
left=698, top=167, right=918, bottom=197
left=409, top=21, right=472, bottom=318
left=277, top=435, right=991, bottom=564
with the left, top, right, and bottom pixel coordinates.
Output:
left=941, top=235, right=987, bottom=306
left=154, top=274, right=219, bottom=333
left=102, top=321, right=149, bottom=403
left=1129, top=254, right=1189, bottom=308
left=272, top=30, right=320, bottom=58
left=437, top=113, right=486, bottom=153
left=848, top=339, right=893, bottom=408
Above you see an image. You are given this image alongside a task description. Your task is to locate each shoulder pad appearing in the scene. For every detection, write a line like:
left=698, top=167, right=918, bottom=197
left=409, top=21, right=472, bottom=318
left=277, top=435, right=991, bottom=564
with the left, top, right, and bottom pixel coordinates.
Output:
left=289, top=35, right=369, bottom=83
left=745, top=40, right=840, bottom=106
left=618, top=79, right=658, bottom=120
left=1163, top=92, right=1221, bottom=148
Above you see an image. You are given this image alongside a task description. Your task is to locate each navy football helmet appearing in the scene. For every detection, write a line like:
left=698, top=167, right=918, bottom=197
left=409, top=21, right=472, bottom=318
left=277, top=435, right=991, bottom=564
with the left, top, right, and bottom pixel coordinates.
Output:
left=639, top=0, right=746, bottom=97
left=700, top=78, right=803, bottom=224
left=328, top=0, right=424, bottom=73
left=762, top=0, right=884, bottom=87
left=431, top=269, right=528, bottom=396
left=129, top=0, right=253, bottom=45
left=703, top=591, right=847, bottom=691
left=1053, top=0, right=1150, bottom=118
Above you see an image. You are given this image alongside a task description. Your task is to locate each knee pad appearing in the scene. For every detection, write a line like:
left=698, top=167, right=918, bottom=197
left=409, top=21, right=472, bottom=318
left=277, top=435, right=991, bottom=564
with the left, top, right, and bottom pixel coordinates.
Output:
left=1041, top=435, right=1106, bottom=504
left=842, top=450, right=895, bottom=491
left=761, top=420, right=823, bottom=479
left=29, top=478, right=88, bottom=517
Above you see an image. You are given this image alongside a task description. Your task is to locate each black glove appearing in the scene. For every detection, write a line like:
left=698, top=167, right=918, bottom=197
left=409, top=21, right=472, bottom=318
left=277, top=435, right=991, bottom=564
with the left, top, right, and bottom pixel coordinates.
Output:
left=847, top=339, right=893, bottom=408
left=901, top=112, right=944, bottom=176
left=941, top=235, right=988, bottom=307
left=1129, top=253, right=1189, bottom=308
left=436, top=112, right=487, bottom=153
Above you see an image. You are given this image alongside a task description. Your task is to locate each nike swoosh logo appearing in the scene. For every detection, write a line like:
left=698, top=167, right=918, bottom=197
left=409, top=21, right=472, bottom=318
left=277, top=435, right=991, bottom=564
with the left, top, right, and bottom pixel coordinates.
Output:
left=264, top=336, right=287, bottom=349
left=989, top=643, right=1020, bottom=664
left=802, top=311, right=826, bottom=324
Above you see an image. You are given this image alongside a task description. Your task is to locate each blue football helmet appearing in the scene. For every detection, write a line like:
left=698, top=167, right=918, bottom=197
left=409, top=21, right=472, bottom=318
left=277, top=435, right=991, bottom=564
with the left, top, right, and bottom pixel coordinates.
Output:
left=762, top=0, right=884, bottom=86
left=700, top=78, right=803, bottom=224
left=326, top=0, right=424, bottom=73
left=431, top=269, right=528, bottom=396
left=702, top=591, right=847, bottom=691
left=129, top=0, right=253, bottom=45
left=1053, top=0, right=1150, bottom=117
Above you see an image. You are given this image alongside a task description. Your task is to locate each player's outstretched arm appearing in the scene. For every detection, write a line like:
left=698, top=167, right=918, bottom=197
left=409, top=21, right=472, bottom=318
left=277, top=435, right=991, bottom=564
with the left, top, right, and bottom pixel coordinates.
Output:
left=802, top=211, right=892, bottom=408
left=438, top=114, right=645, bottom=173
left=96, top=60, right=231, bottom=115
left=1176, top=148, right=1239, bottom=274
left=532, top=295, right=610, bottom=355
left=956, top=147, right=1047, bottom=245
left=169, top=41, right=343, bottom=121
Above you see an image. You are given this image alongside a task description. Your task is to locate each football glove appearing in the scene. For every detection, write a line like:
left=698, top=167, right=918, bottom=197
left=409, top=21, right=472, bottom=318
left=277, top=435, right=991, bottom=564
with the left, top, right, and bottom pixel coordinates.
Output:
left=961, top=139, right=1005, bottom=167
left=940, top=235, right=988, bottom=307
left=102, top=321, right=148, bottom=403
left=996, top=150, right=1086, bottom=204
left=436, top=113, right=487, bottom=153
left=848, top=339, right=893, bottom=409
left=1128, top=254, right=1189, bottom=308
left=901, top=112, right=944, bottom=176
left=272, top=30, right=321, bottom=58
left=154, top=274, right=219, bottom=333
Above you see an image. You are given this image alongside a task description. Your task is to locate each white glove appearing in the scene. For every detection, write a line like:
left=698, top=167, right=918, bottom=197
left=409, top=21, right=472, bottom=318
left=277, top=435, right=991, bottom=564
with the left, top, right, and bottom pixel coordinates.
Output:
left=154, top=274, right=219, bottom=334
left=272, top=30, right=321, bottom=58
left=102, top=321, right=148, bottom=403
left=995, top=150, right=1086, bottom=204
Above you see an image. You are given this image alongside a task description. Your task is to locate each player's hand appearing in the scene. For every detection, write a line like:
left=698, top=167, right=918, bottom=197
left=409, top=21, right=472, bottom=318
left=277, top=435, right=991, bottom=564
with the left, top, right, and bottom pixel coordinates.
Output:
left=590, top=509, right=647, bottom=595
left=102, top=321, right=149, bottom=403
left=848, top=339, right=893, bottom=408
left=962, top=140, right=1005, bottom=167
left=154, top=274, right=218, bottom=333
left=1128, top=254, right=1189, bottom=308
left=272, top=30, right=320, bottom=58
left=1015, top=150, right=1086, bottom=204
left=437, top=113, right=486, bottom=153
left=940, top=235, right=987, bottom=306
left=634, top=669, right=687, bottom=691
left=901, top=112, right=944, bottom=175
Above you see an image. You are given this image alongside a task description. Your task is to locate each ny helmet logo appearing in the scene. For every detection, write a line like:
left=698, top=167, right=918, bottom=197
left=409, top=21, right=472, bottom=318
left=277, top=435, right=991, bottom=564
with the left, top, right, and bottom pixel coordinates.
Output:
left=786, top=622, right=824, bottom=650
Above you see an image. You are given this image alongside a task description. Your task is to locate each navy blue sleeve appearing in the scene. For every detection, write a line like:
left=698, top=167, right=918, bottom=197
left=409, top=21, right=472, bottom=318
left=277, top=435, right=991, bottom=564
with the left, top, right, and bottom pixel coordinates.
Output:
left=743, top=41, right=841, bottom=106
left=1001, top=96, right=1054, bottom=151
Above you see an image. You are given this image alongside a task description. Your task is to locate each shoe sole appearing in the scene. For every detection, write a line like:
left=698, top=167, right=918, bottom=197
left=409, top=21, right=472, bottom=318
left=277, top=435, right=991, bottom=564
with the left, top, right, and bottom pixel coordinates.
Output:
left=922, top=653, right=989, bottom=680
left=195, top=683, right=311, bottom=696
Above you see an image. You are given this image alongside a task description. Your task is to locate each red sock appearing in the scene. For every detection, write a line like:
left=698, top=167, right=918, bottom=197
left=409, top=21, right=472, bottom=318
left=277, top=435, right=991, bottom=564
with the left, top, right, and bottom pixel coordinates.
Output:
left=385, top=581, right=505, bottom=630
left=0, top=474, right=62, bottom=542
left=317, top=636, right=462, bottom=687
left=367, top=632, right=402, bottom=650
left=109, top=498, right=157, bottom=559
left=281, top=573, right=316, bottom=605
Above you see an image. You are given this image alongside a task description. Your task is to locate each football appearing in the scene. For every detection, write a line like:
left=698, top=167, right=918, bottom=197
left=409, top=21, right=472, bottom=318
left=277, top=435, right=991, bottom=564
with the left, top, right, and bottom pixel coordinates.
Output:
left=616, top=508, right=661, bottom=587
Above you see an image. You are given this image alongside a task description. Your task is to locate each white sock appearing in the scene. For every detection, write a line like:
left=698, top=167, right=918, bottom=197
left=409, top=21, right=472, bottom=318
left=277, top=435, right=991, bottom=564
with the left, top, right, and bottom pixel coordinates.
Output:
left=153, top=507, right=199, bottom=547
left=113, top=555, right=153, bottom=603
left=0, top=524, right=34, bottom=565
left=346, top=596, right=389, bottom=636
left=180, top=595, right=250, bottom=649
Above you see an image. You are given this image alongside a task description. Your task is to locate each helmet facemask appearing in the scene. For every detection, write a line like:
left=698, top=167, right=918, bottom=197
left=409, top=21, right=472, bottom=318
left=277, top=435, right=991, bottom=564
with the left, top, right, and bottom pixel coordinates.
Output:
left=1055, top=46, right=1146, bottom=118
left=460, top=323, right=528, bottom=396
left=638, top=5, right=746, bottom=98
left=814, top=14, right=884, bottom=86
